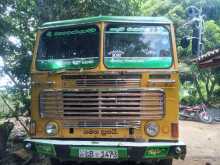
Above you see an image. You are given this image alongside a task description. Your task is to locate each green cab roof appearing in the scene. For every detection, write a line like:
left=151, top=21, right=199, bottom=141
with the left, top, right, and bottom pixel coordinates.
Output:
left=40, top=16, right=172, bottom=29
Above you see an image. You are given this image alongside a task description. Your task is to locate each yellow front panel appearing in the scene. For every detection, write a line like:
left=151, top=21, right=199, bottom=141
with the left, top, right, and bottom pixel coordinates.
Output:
left=30, top=21, right=179, bottom=142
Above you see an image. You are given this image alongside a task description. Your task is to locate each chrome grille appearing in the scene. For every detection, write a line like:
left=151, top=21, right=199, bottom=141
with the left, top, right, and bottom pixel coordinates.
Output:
left=39, top=91, right=63, bottom=118
left=40, top=89, right=165, bottom=124
left=62, top=74, right=141, bottom=88
left=63, top=120, right=141, bottom=128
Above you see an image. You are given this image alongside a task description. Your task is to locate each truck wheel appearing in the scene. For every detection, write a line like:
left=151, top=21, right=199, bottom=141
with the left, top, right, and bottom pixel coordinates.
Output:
left=157, top=159, right=173, bottom=165
left=50, top=158, right=61, bottom=165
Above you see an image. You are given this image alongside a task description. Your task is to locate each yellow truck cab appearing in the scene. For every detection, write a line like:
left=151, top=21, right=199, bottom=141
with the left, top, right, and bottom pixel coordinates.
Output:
left=25, top=16, right=186, bottom=165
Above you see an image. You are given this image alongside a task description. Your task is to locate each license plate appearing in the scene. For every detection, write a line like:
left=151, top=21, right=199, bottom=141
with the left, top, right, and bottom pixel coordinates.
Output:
left=144, top=147, right=169, bottom=158
left=79, top=149, right=118, bottom=159
left=35, top=143, right=56, bottom=156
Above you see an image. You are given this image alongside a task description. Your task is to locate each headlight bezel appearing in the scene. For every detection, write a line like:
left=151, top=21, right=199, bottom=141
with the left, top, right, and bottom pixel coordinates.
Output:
left=145, top=122, right=160, bottom=137
left=45, top=121, right=59, bottom=136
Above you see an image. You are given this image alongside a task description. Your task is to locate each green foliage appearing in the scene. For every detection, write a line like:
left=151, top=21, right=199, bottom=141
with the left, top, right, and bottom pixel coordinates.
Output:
left=180, top=63, right=219, bottom=105
left=204, top=20, right=220, bottom=51
left=0, top=0, right=220, bottom=113
left=141, top=0, right=220, bottom=105
left=0, top=0, right=143, bottom=114
left=36, top=0, right=144, bottom=23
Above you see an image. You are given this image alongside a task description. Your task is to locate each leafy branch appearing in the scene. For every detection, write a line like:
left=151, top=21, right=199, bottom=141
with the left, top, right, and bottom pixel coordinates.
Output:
left=0, top=94, right=28, bottom=134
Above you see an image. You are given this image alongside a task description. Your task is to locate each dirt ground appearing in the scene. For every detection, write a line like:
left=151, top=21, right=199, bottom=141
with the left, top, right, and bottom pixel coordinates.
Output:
left=173, top=120, right=220, bottom=165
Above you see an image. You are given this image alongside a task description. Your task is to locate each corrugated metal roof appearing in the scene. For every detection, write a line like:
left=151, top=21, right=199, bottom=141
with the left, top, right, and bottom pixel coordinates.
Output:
left=194, top=49, right=220, bottom=68
left=40, top=16, right=172, bottom=29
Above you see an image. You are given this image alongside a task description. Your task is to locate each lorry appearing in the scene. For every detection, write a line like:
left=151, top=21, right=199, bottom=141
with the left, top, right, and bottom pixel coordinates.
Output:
left=25, top=16, right=186, bottom=165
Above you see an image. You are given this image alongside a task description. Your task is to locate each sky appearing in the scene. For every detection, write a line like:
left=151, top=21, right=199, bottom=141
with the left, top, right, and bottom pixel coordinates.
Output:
left=0, top=57, right=12, bottom=88
left=0, top=36, right=20, bottom=88
left=1, top=9, right=20, bottom=86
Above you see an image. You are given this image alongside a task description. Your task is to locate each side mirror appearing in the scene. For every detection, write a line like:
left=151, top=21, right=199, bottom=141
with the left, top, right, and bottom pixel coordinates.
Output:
left=181, top=36, right=190, bottom=48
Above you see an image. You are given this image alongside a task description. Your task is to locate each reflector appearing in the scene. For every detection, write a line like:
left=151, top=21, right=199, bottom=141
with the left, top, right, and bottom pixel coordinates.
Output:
left=171, top=123, right=178, bottom=138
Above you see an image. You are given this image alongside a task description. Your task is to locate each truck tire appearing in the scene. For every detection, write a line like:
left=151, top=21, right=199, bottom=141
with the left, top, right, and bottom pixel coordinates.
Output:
left=50, top=158, right=61, bottom=165
left=157, top=159, right=173, bottom=165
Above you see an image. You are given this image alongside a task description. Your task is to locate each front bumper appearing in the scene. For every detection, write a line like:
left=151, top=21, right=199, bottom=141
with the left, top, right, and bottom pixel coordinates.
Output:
left=24, top=139, right=186, bottom=161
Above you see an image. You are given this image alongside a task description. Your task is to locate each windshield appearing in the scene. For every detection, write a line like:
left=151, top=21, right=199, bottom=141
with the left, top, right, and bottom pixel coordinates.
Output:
left=104, top=24, right=172, bottom=69
left=36, top=25, right=99, bottom=70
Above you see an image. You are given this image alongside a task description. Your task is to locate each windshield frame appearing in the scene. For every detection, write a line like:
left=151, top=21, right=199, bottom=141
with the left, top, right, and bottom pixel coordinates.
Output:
left=103, top=23, right=174, bottom=69
left=35, top=24, right=100, bottom=71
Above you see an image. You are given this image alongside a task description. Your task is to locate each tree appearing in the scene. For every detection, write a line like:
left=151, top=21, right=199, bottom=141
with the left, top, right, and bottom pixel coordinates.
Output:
left=0, top=0, right=144, bottom=115
left=141, top=0, right=220, bottom=105
left=0, top=0, right=220, bottom=112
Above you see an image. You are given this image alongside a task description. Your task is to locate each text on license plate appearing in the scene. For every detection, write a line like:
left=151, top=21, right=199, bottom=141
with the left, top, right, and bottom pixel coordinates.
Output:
left=79, top=149, right=118, bottom=159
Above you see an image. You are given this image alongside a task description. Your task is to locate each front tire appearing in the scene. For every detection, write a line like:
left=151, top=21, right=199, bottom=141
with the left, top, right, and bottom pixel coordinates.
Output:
left=157, top=159, right=173, bottom=165
left=50, top=158, right=61, bottom=165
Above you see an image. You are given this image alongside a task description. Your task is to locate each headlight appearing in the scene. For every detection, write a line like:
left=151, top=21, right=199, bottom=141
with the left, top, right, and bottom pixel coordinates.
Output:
left=145, top=122, right=159, bottom=137
left=45, top=122, right=58, bottom=136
